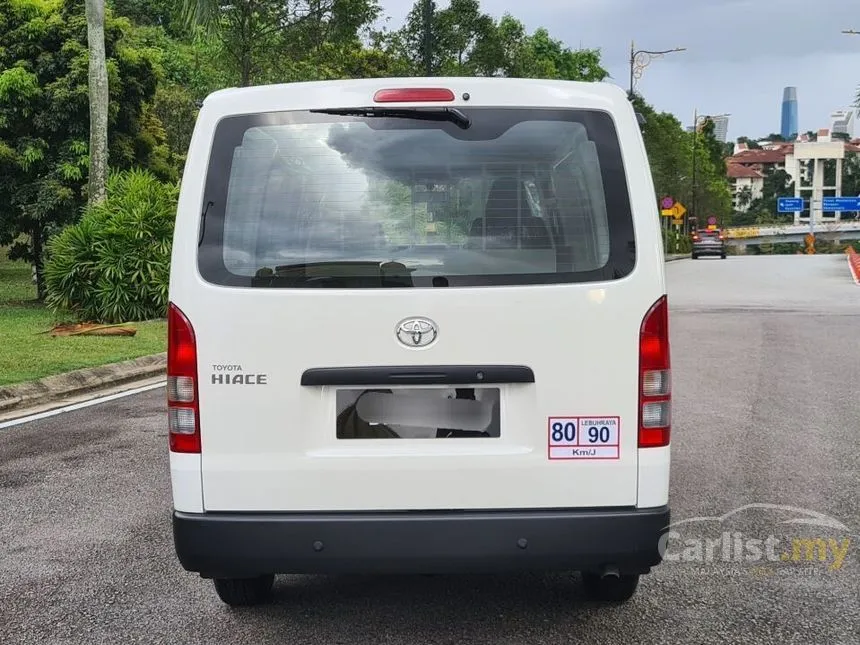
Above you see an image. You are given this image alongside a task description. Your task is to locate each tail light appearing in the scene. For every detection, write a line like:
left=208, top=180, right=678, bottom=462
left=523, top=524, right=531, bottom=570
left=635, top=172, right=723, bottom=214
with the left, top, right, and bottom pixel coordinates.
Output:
left=167, top=303, right=201, bottom=453
left=639, top=296, right=671, bottom=447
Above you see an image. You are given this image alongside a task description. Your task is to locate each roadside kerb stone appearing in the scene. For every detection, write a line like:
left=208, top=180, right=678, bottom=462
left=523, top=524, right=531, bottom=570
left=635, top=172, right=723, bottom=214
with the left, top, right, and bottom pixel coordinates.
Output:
left=0, top=353, right=166, bottom=414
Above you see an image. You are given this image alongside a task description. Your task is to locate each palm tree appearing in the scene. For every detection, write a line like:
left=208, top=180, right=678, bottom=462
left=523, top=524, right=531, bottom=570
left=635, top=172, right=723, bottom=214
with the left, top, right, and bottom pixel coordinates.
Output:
left=737, top=185, right=754, bottom=212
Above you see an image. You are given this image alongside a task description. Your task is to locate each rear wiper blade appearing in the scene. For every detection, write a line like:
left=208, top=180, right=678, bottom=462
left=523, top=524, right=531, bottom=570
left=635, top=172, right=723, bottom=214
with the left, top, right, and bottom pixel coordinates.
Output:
left=311, top=106, right=471, bottom=130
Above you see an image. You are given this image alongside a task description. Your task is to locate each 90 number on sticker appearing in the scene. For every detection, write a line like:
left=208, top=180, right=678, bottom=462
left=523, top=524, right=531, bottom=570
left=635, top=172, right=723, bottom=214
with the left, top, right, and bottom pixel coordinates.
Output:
left=579, top=418, right=619, bottom=445
left=585, top=424, right=615, bottom=444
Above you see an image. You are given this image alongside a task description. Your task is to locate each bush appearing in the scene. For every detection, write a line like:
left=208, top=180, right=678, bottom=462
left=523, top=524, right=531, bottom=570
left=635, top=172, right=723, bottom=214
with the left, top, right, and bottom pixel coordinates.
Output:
left=662, top=228, right=692, bottom=254
left=44, top=169, right=178, bottom=323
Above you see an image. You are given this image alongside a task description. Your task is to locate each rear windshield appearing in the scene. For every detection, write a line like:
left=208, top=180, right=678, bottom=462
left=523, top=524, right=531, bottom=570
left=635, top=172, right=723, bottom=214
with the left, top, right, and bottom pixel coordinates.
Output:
left=197, top=107, right=635, bottom=288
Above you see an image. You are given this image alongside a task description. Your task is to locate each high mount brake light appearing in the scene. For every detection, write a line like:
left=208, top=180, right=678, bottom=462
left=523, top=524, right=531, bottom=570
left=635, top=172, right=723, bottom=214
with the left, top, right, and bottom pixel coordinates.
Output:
left=639, top=296, right=671, bottom=448
left=373, top=88, right=456, bottom=103
left=167, top=303, right=201, bottom=453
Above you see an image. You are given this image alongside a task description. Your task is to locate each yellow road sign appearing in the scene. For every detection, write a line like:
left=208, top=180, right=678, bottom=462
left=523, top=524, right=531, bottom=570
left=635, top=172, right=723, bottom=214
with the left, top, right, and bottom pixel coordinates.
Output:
left=661, top=202, right=687, bottom=218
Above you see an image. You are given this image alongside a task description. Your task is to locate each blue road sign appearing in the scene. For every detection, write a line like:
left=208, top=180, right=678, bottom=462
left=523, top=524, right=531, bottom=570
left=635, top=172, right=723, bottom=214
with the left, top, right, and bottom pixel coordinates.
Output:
left=777, top=197, right=804, bottom=213
left=821, top=196, right=860, bottom=211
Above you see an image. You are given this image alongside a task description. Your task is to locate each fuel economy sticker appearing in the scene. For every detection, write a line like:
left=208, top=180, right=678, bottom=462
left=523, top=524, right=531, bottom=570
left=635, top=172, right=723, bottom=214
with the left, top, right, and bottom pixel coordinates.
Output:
left=547, top=416, right=620, bottom=460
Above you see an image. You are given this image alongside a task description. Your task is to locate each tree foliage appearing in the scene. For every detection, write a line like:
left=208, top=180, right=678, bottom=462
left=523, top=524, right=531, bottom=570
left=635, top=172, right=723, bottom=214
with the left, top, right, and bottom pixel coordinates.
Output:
left=632, top=95, right=732, bottom=227
left=736, top=136, right=761, bottom=150
left=698, top=118, right=727, bottom=176
left=43, top=169, right=177, bottom=323
left=388, top=3, right=608, bottom=81
left=109, top=0, right=186, bottom=36
left=178, top=0, right=386, bottom=86
left=126, top=24, right=228, bottom=165
left=843, top=153, right=860, bottom=201
left=0, top=0, right=174, bottom=298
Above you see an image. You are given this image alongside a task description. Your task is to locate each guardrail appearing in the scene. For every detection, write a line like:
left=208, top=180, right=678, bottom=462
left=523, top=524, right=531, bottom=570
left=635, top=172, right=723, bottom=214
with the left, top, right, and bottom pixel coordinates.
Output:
left=847, top=247, right=860, bottom=285
left=723, top=226, right=761, bottom=240
left=724, top=222, right=860, bottom=240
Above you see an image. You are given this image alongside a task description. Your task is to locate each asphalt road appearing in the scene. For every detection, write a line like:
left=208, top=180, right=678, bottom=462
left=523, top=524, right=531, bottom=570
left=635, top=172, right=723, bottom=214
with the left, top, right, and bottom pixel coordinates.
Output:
left=1, top=255, right=858, bottom=645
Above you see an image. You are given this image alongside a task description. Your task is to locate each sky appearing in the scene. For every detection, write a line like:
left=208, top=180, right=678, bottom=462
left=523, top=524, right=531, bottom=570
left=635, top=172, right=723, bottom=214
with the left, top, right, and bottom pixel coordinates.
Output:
left=377, top=0, right=860, bottom=142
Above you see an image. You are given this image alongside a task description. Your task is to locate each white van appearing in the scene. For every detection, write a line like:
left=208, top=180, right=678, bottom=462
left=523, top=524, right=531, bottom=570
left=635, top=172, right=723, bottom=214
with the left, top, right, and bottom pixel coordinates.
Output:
left=166, top=77, right=672, bottom=607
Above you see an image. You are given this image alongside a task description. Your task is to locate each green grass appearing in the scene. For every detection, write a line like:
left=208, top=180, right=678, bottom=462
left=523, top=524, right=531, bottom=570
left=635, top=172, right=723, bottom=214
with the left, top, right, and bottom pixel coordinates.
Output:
left=0, top=250, right=167, bottom=387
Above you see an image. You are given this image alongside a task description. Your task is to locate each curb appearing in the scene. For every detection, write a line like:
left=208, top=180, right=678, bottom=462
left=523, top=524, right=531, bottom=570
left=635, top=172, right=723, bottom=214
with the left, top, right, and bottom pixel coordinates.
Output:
left=665, top=255, right=689, bottom=262
left=0, top=353, right=166, bottom=415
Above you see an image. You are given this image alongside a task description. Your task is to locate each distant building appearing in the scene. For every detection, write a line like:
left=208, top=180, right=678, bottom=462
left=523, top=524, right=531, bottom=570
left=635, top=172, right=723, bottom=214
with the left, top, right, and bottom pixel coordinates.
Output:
left=689, top=114, right=730, bottom=142
left=830, top=109, right=856, bottom=138
left=708, top=115, right=730, bottom=142
left=780, top=87, right=798, bottom=140
left=727, top=137, right=860, bottom=221
left=727, top=163, right=765, bottom=212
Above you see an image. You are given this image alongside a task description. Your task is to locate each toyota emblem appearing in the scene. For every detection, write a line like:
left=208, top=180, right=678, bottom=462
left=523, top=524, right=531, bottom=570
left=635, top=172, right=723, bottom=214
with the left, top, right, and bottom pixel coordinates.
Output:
left=396, top=317, right=438, bottom=348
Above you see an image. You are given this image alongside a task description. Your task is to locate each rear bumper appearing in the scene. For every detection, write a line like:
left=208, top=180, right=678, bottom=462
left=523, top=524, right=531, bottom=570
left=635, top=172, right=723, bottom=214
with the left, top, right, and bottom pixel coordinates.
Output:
left=172, top=506, right=670, bottom=577
left=692, top=244, right=725, bottom=255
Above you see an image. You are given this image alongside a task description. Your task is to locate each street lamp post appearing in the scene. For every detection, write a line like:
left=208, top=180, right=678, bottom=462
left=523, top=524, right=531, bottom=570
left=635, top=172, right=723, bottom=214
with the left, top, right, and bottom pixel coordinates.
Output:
left=628, top=41, right=686, bottom=98
left=691, top=111, right=708, bottom=233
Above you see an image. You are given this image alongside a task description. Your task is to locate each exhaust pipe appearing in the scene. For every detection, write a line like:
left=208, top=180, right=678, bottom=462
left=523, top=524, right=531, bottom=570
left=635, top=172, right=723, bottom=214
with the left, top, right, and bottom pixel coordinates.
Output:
left=600, top=565, right=621, bottom=580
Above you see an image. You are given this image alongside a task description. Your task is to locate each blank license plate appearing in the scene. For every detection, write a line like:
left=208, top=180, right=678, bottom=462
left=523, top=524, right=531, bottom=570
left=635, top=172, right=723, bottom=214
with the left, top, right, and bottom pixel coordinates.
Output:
left=335, top=387, right=501, bottom=439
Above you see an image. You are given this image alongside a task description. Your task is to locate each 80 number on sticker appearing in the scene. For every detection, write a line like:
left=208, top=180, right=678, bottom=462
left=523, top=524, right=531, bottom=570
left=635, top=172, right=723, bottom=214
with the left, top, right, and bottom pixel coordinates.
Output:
left=549, top=418, right=579, bottom=446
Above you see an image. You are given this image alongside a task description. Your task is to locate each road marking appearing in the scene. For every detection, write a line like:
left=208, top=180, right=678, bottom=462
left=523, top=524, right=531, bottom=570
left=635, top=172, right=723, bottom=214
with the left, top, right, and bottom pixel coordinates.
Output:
left=0, top=381, right=166, bottom=430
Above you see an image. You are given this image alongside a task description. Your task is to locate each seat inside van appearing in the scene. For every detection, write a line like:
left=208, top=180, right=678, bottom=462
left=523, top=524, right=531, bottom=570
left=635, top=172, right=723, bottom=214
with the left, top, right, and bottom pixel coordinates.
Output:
left=468, top=177, right=553, bottom=250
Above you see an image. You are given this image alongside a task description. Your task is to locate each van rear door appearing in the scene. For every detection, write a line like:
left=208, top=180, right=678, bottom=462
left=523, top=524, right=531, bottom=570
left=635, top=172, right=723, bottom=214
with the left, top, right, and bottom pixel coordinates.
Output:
left=171, top=81, right=668, bottom=513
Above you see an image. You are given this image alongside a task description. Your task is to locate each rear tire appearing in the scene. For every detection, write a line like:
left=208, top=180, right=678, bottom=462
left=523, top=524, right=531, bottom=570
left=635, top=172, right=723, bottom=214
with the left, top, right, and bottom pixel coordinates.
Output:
left=213, top=575, right=275, bottom=607
left=691, top=253, right=698, bottom=260
left=721, top=252, right=726, bottom=259
left=581, top=572, right=640, bottom=602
